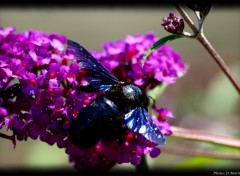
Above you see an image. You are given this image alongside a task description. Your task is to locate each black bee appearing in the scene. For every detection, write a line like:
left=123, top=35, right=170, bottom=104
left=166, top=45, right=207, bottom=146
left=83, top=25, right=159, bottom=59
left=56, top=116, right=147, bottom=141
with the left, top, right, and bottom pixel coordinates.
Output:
left=67, top=40, right=165, bottom=149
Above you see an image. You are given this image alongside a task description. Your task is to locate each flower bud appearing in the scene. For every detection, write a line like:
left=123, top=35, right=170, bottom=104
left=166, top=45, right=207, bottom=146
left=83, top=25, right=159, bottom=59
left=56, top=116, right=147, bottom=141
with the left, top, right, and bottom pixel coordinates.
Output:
left=161, top=12, right=185, bottom=34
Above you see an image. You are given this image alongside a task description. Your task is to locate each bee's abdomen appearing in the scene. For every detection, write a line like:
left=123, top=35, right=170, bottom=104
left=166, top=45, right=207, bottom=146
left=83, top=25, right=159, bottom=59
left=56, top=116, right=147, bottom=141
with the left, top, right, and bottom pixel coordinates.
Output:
left=69, top=95, right=127, bottom=149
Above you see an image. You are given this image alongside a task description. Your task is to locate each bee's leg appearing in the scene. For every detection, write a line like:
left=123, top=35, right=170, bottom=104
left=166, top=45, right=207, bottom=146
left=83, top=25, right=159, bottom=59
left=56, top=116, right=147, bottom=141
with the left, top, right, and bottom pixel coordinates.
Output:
left=0, top=84, right=22, bottom=106
left=76, top=83, right=99, bottom=93
left=148, top=96, right=156, bottom=106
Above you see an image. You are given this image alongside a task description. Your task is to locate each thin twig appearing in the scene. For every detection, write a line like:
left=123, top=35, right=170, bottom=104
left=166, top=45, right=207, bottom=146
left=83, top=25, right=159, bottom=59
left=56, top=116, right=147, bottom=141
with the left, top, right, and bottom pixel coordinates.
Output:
left=171, top=126, right=240, bottom=148
left=0, top=132, right=16, bottom=148
left=175, top=4, right=240, bottom=94
left=161, top=145, right=240, bottom=160
left=175, top=4, right=199, bottom=35
left=197, top=33, right=240, bottom=94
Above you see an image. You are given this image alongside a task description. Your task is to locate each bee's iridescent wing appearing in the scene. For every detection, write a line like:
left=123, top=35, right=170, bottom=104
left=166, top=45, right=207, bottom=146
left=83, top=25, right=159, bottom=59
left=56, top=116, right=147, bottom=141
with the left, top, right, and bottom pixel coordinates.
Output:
left=124, top=107, right=166, bottom=145
left=67, top=40, right=119, bottom=91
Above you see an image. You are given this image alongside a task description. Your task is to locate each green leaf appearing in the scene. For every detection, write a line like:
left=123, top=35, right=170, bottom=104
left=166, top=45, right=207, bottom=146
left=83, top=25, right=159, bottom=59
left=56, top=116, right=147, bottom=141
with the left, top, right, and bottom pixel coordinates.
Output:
left=141, top=34, right=183, bottom=67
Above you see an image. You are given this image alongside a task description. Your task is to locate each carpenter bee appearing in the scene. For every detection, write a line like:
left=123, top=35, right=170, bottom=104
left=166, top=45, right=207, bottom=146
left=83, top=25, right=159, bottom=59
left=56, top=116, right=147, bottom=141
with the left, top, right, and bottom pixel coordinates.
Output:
left=68, top=40, right=165, bottom=149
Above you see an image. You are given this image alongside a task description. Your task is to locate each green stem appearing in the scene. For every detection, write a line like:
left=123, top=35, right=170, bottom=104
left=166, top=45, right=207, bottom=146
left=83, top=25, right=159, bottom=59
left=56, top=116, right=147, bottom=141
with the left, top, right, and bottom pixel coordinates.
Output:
left=147, top=83, right=168, bottom=106
left=136, top=155, right=149, bottom=173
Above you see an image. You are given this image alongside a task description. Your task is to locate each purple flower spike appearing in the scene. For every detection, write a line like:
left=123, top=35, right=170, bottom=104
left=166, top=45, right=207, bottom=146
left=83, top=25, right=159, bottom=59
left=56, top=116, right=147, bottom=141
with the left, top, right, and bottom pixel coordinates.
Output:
left=0, top=26, right=187, bottom=171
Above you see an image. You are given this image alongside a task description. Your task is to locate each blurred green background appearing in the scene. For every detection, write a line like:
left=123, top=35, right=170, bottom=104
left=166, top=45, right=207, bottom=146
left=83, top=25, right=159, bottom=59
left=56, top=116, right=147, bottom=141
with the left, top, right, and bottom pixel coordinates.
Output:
left=0, top=5, right=239, bottom=172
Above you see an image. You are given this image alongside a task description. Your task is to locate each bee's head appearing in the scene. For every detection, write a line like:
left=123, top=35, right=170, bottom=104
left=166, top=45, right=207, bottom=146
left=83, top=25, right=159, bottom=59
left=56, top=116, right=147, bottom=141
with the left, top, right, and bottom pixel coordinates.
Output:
left=122, top=84, right=149, bottom=108
left=107, top=83, right=150, bottom=112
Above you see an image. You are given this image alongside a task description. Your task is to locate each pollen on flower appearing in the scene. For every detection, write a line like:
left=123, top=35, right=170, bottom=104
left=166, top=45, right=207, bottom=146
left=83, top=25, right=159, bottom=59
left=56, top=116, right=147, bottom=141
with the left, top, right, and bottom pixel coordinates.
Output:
left=49, top=73, right=56, bottom=79
left=130, top=150, right=136, bottom=155
left=62, top=57, right=68, bottom=65
left=146, top=141, right=155, bottom=148
left=95, top=143, right=102, bottom=152
left=22, top=62, right=27, bottom=68
left=157, top=114, right=164, bottom=121
left=67, top=73, right=73, bottom=79
left=124, top=132, right=135, bottom=141
left=35, top=100, right=41, bottom=106
left=83, top=99, right=90, bottom=106
left=48, top=88, right=54, bottom=94
left=30, top=80, right=37, bottom=86
left=64, top=120, right=71, bottom=126
left=53, top=49, right=60, bottom=55
left=136, top=73, right=142, bottom=79
left=162, top=71, right=167, bottom=77
left=73, top=110, right=79, bottom=117
left=63, top=119, right=71, bottom=129
left=49, top=97, right=55, bottom=104
left=35, top=63, right=41, bottom=69
left=8, top=119, right=15, bottom=127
